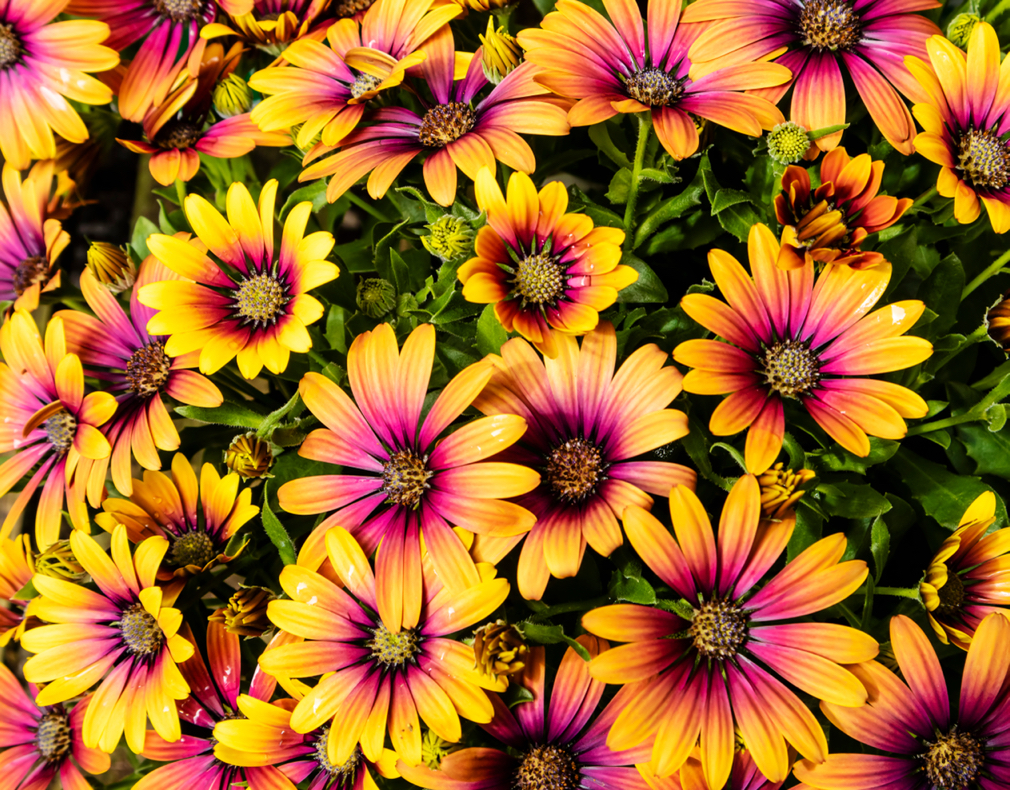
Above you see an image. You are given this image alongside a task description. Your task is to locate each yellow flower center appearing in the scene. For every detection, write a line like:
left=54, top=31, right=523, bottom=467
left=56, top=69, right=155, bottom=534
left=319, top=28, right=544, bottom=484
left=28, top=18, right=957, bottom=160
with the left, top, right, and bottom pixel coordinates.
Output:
left=43, top=410, right=77, bottom=455
left=936, top=571, right=965, bottom=615
left=956, top=128, right=1010, bottom=191
left=798, top=0, right=862, bottom=52
left=368, top=623, right=419, bottom=667
left=154, top=121, right=202, bottom=151
left=126, top=341, right=172, bottom=396
left=515, top=745, right=580, bottom=790
left=12, top=255, right=48, bottom=296
left=923, top=728, right=984, bottom=790
left=350, top=73, right=383, bottom=100
left=35, top=710, right=72, bottom=763
left=514, top=251, right=565, bottom=306
left=760, top=340, right=820, bottom=398
left=690, top=599, right=748, bottom=660
left=624, top=67, right=684, bottom=107
left=234, top=273, right=288, bottom=326
left=154, top=0, right=204, bottom=23
left=313, top=731, right=362, bottom=779
left=381, top=450, right=432, bottom=508
left=171, top=530, right=216, bottom=569
left=546, top=438, right=605, bottom=504
left=0, top=23, right=21, bottom=69
left=418, top=102, right=477, bottom=148
left=334, top=0, right=376, bottom=18
left=767, top=121, right=811, bottom=165
left=119, top=602, right=165, bottom=656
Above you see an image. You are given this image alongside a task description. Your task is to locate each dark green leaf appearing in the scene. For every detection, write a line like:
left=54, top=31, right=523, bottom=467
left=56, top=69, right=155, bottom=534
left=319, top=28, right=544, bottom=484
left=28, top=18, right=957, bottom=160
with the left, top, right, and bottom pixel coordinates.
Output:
left=279, top=180, right=328, bottom=220
left=957, top=423, right=1010, bottom=477
left=816, top=482, right=891, bottom=520
left=261, top=483, right=297, bottom=566
left=870, top=515, right=890, bottom=582
left=787, top=502, right=823, bottom=561
left=889, top=447, right=995, bottom=529
left=175, top=403, right=266, bottom=429
left=520, top=622, right=591, bottom=661
left=919, top=254, right=965, bottom=336
left=476, top=304, right=510, bottom=356
left=617, top=254, right=668, bottom=303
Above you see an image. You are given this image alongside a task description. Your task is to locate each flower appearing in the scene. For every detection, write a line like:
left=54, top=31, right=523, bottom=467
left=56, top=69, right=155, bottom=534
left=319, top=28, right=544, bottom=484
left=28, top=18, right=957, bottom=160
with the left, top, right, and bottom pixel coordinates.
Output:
left=257, top=526, right=511, bottom=767
left=644, top=745, right=790, bottom=790
left=299, top=27, right=571, bottom=206
left=0, top=535, right=34, bottom=646
left=0, top=310, right=117, bottom=549
left=201, top=0, right=332, bottom=53
left=919, top=491, right=1010, bottom=650
left=673, top=223, right=932, bottom=474
left=907, top=22, right=1010, bottom=233
left=0, top=0, right=117, bottom=168
left=209, top=586, right=276, bottom=636
left=794, top=613, right=1010, bottom=790
left=684, top=0, right=941, bottom=155
left=516, top=0, right=790, bottom=160
left=213, top=73, right=252, bottom=117
left=248, top=0, right=458, bottom=150
left=21, top=526, right=195, bottom=753
left=356, top=277, right=398, bottom=318
left=0, top=162, right=71, bottom=311
left=139, top=179, right=338, bottom=378
left=766, top=121, right=815, bottom=165
left=278, top=322, right=538, bottom=619
left=757, top=463, right=816, bottom=519
left=57, top=255, right=224, bottom=496
left=480, top=19, right=522, bottom=85
left=86, top=242, right=137, bottom=294
left=947, top=12, right=982, bottom=49
left=459, top=169, right=637, bottom=358
left=399, top=636, right=653, bottom=790
left=224, top=432, right=275, bottom=479
left=470, top=322, right=695, bottom=600
left=583, top=474, right=877, bottom=785
left=775, top=147, right=912, bottom=269
left=472, top=620, right=528, bottom=678
left=422, top=215, right=474, bottom=261
left=0, top=661, right=110, bottom=790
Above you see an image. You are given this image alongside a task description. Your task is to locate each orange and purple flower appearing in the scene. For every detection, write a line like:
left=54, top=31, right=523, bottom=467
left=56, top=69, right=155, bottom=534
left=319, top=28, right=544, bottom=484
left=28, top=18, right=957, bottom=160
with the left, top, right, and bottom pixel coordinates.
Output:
left=201, top=0, right=333, bottom=52
left=0, top=535, right=33, bottom=646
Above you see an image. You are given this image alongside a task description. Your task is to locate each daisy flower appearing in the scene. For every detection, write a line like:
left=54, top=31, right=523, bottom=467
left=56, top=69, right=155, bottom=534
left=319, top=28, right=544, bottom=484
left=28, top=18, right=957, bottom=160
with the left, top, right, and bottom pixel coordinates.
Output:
left=907, top=22, right=1010, bottom=232
left=471, top=322, right=694, bottom=600
left=795, top=613, right=1010, bottom=790
left=0, top=0, right=117, bottom=169
left=0, top=162, right=71, bottom=312
left=583, top=474, right=877, bottom=786
left=684, top=0, right=942, bottom=154
left=201, top=0, right=333, bottom=53
left=257, top=526, right=511, bottom=767
left=57, top=255, right=223, bottom=497
left=139, top=179, right=337, bottom=378
left=673, top=223, right=931, bottom=474
left=21, top=526, right=195, bottom=753
left=645, top=746, right=790, bottom=790
left=0, top=535, right=34, bottom=646
left=0, top=311, right=117, bottom=549
left=516, top=0, right=790, bottom=160
left=278, top=323, right=537, bottom=616
left=299, top=26, right=571, bottom=206
left=919, top=491, right=1010, bottom=650
left=458, top=169, right=637, bottom=358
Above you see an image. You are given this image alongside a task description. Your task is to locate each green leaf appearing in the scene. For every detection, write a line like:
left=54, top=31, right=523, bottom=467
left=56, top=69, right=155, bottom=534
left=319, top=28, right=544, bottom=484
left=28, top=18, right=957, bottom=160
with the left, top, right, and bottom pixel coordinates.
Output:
left=710, top=188, right=753, bottom=214
left=607, top=550, right=656, bottom=605
left=889, top=447, right=995, bottom=529
left=957, top=423, right=1010, bottom=477
left=12, top=579, right=38, bottom=600
left=870, top=515, right=890, bottom=583
left=131, top=216, right=160, bottom=262
left=787, top=502, right=823, bottom=561
left=811, top=438, right=899, bottom=474
left=588, top=123, right=632, bottom=170
left=261, top=483, right=297, bottom=566
left=633, top=172, right=705, bottom=249
left=617, top=254, right=668, bottom=303
left=520, top=622, right=591, bottom=661
left=476, top=304, right=510, bottom=356
left=279, top=181, right=328, bottom=220
left=175, top=402, right=266, bottom=429
left=919, top=253, right=965, bottom=336
left=816, top=482, right=891, bottom=520
left=256, top=392, right=303, bottom=440
left=606, top=168, right=631, bottom=204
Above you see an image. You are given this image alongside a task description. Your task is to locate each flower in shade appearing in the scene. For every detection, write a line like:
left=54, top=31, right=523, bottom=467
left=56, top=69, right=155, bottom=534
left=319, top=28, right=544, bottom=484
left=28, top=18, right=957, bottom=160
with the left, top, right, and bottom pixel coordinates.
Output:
left=0, top=163, right=71, bottom=311
left=299, top=26, right=570, bottom=206
left=0, top=311, right=117, bottom=549
left=673, top=223, right=932, bottom=474
left=258, top=526, right=511, bottom=767
left=919, top=491, right=1010, bottom=650
left=516, top=0, right=790, bottom=160
left=57, top=256, right=224, bottom=496
left=21, top=526, right=195, bottom=753
left=583, top=474, right=877, bottom=786
left=118, top=42, right=290, bottom=186
left=794, top=613, right=1010, bottom=790
left=248, top=0, right=459, bottom=149
left=0, top=0, right=118, bottom=169
left=907, top=23, right=1010, bottom=233
left=458, top=169, right=637, bottom=358
left=399, top=636, right=656, bottom=790
left=775, top=147, right=912, bottom=270
left=0, top=661, right=110, bottom=790
left=0, top=535, right=34, bottom=646
left=278, top=322, right=538, bottom=618
left=684, top=0, right=941, bottom=154
left=201, top=0, right=333, bottom=53
left=139, top=179, right=337, bottom=378
left=470, top=322, right=695, bottom=600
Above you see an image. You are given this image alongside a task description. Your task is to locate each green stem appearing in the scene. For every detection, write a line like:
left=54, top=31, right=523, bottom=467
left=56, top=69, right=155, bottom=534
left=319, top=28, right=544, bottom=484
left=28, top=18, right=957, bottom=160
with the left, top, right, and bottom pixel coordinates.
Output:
left=346, top=190, right=393, bottom=223
left=526, top=595, right=610, bottom=621
left=912, top=185, right=937, bottom=208
left=962, top=249, right=1010, bottom=300
left=856, top=585, right=921, bottom=599
left=909, top=372, right=1010, bottom=435
left=928, top=324, right=989, bottom=373
left=622, top=113, right=652, bottom=252
left=174, top=178, right=187, bottom=208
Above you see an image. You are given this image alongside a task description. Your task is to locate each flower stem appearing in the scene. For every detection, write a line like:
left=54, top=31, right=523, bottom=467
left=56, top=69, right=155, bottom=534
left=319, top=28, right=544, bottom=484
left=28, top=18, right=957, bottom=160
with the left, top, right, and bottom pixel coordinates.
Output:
left=912, top=185, right=937, bottom=208
left=927, top=324, right=989, bottom=373
left=622, top=113, right=652, bottom=252
left=525, top=595, right=610, bottom=621
left=346, top=190, right=393, bottom=223
left=857, top=585, right=921, bottom=599
left=909, top=372, right=1010, bottom=435
left=962, top=249, right=1010, bottom=300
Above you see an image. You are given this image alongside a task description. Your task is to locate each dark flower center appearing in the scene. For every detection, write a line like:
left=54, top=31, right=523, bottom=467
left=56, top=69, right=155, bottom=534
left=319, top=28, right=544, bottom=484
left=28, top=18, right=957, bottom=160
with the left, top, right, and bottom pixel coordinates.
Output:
left=35, top=710, right=72, bottom=762
left=515, top=745, right=580, bottom=790
left=126, top=341, right=172, bottom=396
left=923, top=727, right=984, bottom=790
left=690, top=599, right=748, bottom=659
left=43, top=410, right=77, bottom=454
left=368, top=623, right=419, bottom=667
left=171, top=530, right=216, bottom=569
left=154, top=121, right=202, bottom=151
left=12, top=255, right=49, bottom=296
left=119, top=602, right=165, bottom=656
left=334, top=0, right=376, bottom=18
left=418, top=102, right=476, bottom=148
left=624, top=67, right=683, bottom=107
left=0, top=23, right=22, bottom=69
left=546, top=438, right=605, bottom=504
left=957, top=128, right=1010, bottom=190
left=798, top=0, right=862, bottom=52
left=350, top=72, right=383, bottom=100
left=153, top=0, right=204, bottom=23
left=381, top=450, right=432, bottom=508
left=234, top=273, right=288, bottom=326
left=760, top=340, right=820, bottom=398
left=514, top=251, right=565, bottom=305
left=314, top=731, right=363, bottom=782
left=937, top=571, right=965, bottom=616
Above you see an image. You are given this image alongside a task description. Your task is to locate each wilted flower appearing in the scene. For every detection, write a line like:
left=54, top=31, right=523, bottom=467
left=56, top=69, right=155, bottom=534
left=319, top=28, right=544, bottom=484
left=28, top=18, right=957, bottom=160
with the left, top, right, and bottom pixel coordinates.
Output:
left=85, top=242, right=136, bottom=294
left=224, top=432, right=274, bottom=480
left=988, top=291, right=1010, bottom=353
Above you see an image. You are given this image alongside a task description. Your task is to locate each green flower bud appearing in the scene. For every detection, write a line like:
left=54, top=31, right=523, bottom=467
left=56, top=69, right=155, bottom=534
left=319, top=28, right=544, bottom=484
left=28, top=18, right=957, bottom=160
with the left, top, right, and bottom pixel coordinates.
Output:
left=480, top=19, right=522, bottom=85
left=213, top=74, right=252, bottom=119
left=86, top=242, right=136, bottom=293
left=421, top=215, right=474, bottom=261
left=766, top=121, right=812, bottom=165
left=356, top=278, right=397, bottom=318
left=947, top=14, right=982, bottom=49
left=421, top=729, right=456, bottom=768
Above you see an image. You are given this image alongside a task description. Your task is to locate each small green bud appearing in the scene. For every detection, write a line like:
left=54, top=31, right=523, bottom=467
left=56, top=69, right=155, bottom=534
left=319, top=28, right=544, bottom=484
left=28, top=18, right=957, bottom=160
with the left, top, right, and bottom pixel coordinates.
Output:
left=947, top=14, right=982, bottom=49
left=357, top=278, right=397, bottom=318
left=766, top=121, right=811, bottom=165
left=213, top=74, right=252, bottom=119
left=422, top=215, right=474, bottom=261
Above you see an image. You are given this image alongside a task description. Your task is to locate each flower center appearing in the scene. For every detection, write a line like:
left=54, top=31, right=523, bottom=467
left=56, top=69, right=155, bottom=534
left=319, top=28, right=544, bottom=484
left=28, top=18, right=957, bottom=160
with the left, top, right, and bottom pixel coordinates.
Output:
left=0, top=23, right=22, bottom=69
left=170, top=530, right=216, bottom=569
left=43, top=410, right=77, bottom=454
left=515, top=745, right=580, bottom=790
left=923, top=727, right=984, bottom=790
left=350, top=72, right=383, bottom=100
left=154, top=121, right=202, bottom=151
left=624, top=67, right=683, bottom=107
left=381, top=450, right=432, bottom=508
left=35, top=710, right=72, bottom=762
left=546, top=438, right=605, bottom=505
left=368, top=623, right=419, bottom=667
left=514, top=251, right=565, bottom=305
left=153, top=0, right=204, bottom=23
left=937, top=571, right=965, bottom=616
left=798, top=0, right=862, bottom=51
left=234, top=273, right=288, bottom=326
left=418, top=102, right=476, bottom=148
left=334, top=0, right=376, bottom=18
left=12, top=255, right=49, bottom=296
left=760, top=340, right=819, bottom=398
left=690, top=599, right=748, bottom=659
left=119, top=602, right=165, bottom=656
left=956, top=128, right=1010, bottom=191
left=126, top=342, right=172, bottom=396
left=314, top=731, right=363, bottom=781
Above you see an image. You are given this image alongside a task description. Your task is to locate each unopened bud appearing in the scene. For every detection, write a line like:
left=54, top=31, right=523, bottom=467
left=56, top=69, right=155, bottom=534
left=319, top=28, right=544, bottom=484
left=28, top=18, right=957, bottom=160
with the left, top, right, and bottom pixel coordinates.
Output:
left=766, top=121, right=812, bottom=165
left=34, top=539, right=87, bottom=583
left=473, top=619, right=528, bottom=678
left=480, top=19, right=522, bottom=85
left=224, top=432, right=274, bottom=480
left=86, top=242, right=136, bottom=293
left=757, top=463, right=816, bottom=518
left=947, top=14, right=982, bottom=49
left=421, top=729, right=456, bottom=768
left=213, top=73, right=252, bottom=118
left=422, top=215, right=474, bottom=261
left=209, top=586, right=275, bottom=637
left=356, top=278, right=397, bottom=318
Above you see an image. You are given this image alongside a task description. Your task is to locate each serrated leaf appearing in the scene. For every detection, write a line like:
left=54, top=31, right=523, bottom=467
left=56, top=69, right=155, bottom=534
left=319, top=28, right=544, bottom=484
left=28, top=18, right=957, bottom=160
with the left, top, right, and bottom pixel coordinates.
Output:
left=957, top=423, right=1010, bottom=477
left=261, top=483, right=297, bottom=566
left=175, top=403, right=266, bottom=429
left=811, top=438, right=899, bottom=474
left=889, top=447, right=996, bottom=529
